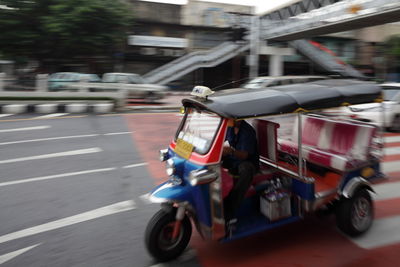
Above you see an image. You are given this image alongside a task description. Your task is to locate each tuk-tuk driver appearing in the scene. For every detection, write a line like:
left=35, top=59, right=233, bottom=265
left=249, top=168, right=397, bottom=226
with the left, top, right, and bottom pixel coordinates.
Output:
left=222, top=119, right=259, bottom=221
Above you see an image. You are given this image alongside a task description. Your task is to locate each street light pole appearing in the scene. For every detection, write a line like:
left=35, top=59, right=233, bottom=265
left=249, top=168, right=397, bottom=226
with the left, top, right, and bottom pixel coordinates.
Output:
left=249, top=16, right=260, bottom=79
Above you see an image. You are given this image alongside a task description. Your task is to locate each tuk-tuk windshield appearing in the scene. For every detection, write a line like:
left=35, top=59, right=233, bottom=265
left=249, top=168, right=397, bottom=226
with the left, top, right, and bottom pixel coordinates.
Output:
left=177, top=109, right=221, bottom=154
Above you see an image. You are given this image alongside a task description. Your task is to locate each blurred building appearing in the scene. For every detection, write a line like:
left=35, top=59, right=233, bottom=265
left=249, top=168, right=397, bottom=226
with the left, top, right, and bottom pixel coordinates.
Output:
left=122, top=0, right=253, bottom=89
left=123, top=1, right=400, bottom=87
left=7, top=0, right=397, bottom=86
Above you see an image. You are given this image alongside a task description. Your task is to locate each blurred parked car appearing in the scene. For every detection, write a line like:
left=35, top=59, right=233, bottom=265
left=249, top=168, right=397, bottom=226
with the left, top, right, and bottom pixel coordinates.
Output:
left=100, top=72, right=168, bottom=100
left=242, top=75, right=329, bottom=89
left=339, top=83, right=400, bottom=131
left=48, top=72, right=101, bottom=91
left=102, top=73, right=145, bottom=84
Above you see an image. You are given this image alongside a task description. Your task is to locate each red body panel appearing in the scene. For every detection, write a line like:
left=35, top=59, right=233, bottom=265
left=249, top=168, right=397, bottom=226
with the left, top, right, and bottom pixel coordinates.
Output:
left=169, top=119, right=228, bottom=165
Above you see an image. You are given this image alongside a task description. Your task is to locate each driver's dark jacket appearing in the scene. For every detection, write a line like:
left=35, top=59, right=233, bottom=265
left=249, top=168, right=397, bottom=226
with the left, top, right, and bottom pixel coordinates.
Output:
left=225, top=120, right=259, bottom=170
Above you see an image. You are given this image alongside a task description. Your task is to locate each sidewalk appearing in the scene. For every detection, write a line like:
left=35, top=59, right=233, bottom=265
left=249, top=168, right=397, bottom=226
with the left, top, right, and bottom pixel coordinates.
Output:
left=0, top=91, right=191, bottom=113
left=123, top=93, right=190, bottom=112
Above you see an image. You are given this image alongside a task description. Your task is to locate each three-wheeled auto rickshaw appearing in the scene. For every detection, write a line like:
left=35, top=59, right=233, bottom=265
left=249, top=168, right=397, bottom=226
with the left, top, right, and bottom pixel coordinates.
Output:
left=145, top=79, right=384, bottom=262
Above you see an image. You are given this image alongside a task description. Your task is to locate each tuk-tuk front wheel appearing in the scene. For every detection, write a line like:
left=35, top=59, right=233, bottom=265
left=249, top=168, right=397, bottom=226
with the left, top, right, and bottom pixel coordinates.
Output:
left=145, top=208, right=192, bottom=262
left=336, top=188, right=373, bottom=237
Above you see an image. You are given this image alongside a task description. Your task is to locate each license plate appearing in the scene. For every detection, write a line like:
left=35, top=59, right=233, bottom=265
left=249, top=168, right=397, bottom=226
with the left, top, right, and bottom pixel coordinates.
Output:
left=175, top=139, right=194, bottom=159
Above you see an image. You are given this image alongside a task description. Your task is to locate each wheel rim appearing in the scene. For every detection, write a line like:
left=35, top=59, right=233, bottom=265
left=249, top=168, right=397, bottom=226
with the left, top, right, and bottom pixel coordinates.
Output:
left=351, top=197, right=372, bottom=232
left=157, top=222, right=184, bottom=251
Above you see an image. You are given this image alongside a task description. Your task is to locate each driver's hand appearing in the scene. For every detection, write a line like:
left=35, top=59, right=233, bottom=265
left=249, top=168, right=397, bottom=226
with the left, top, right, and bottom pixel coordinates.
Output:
left=223, top=146, right=232, bottom=156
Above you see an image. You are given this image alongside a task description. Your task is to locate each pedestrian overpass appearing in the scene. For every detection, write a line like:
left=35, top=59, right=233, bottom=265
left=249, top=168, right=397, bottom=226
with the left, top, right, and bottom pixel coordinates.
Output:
left=143, top=0, right=400, bottom=85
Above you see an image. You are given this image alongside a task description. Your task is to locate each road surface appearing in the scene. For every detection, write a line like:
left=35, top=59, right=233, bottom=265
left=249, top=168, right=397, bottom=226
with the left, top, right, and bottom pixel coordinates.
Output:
left=0, top=112, right=400, bottom=266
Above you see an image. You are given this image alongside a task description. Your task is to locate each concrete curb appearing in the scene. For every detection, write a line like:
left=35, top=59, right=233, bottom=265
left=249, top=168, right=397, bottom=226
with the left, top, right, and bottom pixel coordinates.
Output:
left=0, top=102, right=115, bottom=114
left=123, top=105, right=181, bottom=111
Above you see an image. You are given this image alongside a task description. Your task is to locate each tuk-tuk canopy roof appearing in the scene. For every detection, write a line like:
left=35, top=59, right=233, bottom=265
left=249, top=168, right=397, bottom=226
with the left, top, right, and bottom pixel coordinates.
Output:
left=182, top=79, right=382, bottom=119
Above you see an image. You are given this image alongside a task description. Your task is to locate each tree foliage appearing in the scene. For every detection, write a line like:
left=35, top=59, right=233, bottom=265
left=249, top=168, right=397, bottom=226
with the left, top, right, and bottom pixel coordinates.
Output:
left=0, top=0, right=133, bottom=66
left=385, top=35, right=400, bottom=58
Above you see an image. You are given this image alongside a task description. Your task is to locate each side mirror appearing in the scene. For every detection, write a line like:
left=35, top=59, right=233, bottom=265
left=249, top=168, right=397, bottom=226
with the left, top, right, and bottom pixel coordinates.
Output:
left=159, top=149, right=169, bottom=162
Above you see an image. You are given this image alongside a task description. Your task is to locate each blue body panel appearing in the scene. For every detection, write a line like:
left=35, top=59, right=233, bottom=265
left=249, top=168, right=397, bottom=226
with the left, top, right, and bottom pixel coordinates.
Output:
left=151, top=181, right=193, bottom=202
left=292, top=179, right=315, bottom=200
left=151, top=149, right=213, bottom=227
left=223, top=194, right=301, bottom=242
left=223, top=216, right=301, bottom=242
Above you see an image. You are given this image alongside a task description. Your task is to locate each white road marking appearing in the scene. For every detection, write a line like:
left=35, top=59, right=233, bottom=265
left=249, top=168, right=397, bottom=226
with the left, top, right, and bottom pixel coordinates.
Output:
left=0, top=125, right=50, bottom=133
left=0, top=147, right=102, bottom=164
left=0, top=114, right=13, bottom=118
left=351, top=215, right=400, bottom=249
left=139, top=193, right=152, bottom=204
left=103, top=132, right=132, bottom=136
left=0, top=134, right=99, bottom=146
left=382, top=160, right=400, bottom=173
left=385, top=135, right=400, bottom=143
left=33, top=113, right=69, bottom=119
left=0, top=168, right=116, bottom=187
left=373, top=180, right=400, bottom=201
left=0, top=200, right=135, bottom=245
left=122, top=162, right=148, bottom=169
left=0, top=132, right=132, bottom=146
left=0, top=244, right=41, bottom=264
left=384, top=146, right=400, bottom=156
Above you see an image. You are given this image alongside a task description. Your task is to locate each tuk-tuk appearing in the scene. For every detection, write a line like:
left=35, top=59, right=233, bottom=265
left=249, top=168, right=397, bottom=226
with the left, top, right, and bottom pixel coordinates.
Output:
left=145, top=79, right=384, bottom=262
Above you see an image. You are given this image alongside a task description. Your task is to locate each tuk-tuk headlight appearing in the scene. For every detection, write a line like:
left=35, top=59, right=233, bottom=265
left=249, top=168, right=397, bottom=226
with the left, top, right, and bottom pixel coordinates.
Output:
left=166, top=158, right=175, bottom=176
left=159, top=149, right=169, bottom=162
left=189, top=169, right=218, bottom=186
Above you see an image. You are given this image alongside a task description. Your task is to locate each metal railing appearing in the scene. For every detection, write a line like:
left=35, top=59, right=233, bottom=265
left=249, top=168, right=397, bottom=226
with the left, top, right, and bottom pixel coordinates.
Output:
left=261, top=0, right=400, bottom=40
left=289, top=39, right=365, bottom=78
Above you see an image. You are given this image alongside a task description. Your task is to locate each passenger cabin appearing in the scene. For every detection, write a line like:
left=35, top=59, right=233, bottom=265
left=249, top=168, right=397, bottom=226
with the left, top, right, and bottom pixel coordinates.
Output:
left=183, top=79, right=383, bottom=208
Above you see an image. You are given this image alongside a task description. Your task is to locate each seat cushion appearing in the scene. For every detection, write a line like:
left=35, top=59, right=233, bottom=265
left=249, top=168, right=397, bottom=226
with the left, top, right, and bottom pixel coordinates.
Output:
left=307, top=147, right=349, bottom=171
left=277, top=117, right=376, bottom=171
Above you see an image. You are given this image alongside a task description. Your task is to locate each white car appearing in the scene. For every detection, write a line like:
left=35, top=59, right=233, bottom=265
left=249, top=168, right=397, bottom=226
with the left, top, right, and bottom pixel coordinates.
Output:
left=101, top=73, right=168, bottom=100
left=340, top=83, right=400, bottom=131
left=65, top=72, right=168, bottom=100
left=242, top=75, right=329, bottom=89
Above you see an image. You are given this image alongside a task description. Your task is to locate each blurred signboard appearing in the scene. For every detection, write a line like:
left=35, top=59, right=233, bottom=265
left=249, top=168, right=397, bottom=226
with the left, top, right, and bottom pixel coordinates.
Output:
left=128, top=35, right=188, bottom=48
left=182, top=1, right=253, bottom=28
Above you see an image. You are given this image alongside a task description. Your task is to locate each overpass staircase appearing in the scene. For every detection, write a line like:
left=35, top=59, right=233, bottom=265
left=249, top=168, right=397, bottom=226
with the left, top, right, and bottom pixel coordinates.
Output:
left=143, top=42, right=249, bottom=85
left=143, top=38, right=364, bottom=85
left=289, top=39, right=365, bottom=79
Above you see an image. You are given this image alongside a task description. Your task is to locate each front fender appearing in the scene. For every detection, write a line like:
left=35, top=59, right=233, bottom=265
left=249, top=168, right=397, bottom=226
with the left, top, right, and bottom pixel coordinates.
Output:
left=341, top=177, right=375, bottom=198
left=149, top=181, right=193, bottom=204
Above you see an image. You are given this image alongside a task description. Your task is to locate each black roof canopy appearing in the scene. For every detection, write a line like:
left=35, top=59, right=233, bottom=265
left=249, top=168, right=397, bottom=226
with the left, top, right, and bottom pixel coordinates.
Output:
left=182, top=79, right=382, bottom=119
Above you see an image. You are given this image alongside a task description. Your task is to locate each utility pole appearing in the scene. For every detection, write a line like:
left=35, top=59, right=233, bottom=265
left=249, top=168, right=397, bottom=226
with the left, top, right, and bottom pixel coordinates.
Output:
left=249, top=16, right=260, bottom=79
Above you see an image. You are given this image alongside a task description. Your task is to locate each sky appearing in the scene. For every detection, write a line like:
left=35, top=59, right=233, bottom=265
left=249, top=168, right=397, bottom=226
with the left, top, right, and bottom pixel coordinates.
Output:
left=142, top=0, right=295, bottom=14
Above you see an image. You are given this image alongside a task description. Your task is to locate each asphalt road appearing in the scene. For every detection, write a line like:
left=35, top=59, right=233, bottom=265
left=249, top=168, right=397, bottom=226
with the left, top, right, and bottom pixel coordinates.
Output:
left=1, top=112, right=400, bottom=267
left=0, top=113, right=195, bottom=267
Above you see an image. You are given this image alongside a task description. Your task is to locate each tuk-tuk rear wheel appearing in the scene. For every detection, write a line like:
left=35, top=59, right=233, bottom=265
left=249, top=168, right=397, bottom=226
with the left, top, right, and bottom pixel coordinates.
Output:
left=336, top=188, right=373, bottom=237
left=145, top=208, right=192, bottom=262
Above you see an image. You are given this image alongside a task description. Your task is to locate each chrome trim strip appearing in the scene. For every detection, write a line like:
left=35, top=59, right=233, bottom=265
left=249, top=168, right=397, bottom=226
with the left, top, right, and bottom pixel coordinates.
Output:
left=208, top=166, right=226, bottom=240
left=259, top=158, right=314, bottom=184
